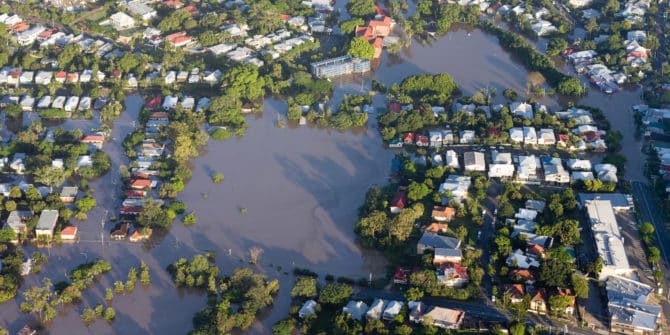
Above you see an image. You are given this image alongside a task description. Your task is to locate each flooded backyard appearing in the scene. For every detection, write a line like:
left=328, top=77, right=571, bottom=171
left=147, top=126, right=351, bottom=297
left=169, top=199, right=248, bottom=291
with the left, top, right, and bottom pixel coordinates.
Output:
left=0, top=24, right=648, bottom=334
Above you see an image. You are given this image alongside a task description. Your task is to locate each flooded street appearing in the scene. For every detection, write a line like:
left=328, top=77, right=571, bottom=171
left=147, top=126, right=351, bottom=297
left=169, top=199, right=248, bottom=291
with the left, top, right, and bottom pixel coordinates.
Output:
left=0, top=24, right=649, bottom=334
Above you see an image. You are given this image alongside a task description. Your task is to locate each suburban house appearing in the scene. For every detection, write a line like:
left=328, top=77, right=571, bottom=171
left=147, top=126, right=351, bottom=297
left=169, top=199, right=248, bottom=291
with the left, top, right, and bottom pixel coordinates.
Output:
left=509, top=127, right=523, bottom=143
left=424, top=222, right=449, bottom=234
left=417, top=231, right=461, bottom=254
left=537, top=128, right=556, bottom=145
left=433, top=248, right=462, bottom=264
left=489, top=163, right=515, bottom=179
left=607, top=275, right=661, bottom=334
left=409, top=303, right=465, bottom=330
left=438, top=175, right=471, bottom=205
left=431, top=206, right=455, bottom=222
left=436, top=263, right=468, bottom=287
left=382, top=301, right=403, bottom=320
left=298, top=300, right=317, bottom=319
left=517, top=155, right=539, bottom=181
left=342, top=301, right=369, bottom=321
left=463, top=151, right=486, bottom=171
left=81, top=134, right=105, bottom=150
left=523, top=127, right=537, bottom=145
left=366, top=299, right=387, bottom=320
left=125, top=0, right=157, bottom=21
left=567, top=159, right=592, bottom=171
left=556, top=288, right=575, bottom=315
left=6, top=210, right=32, bottom=237
left=528, top=288, right=548, bottom=314
left=506, top=249, right=540, bottom=269
left=130, top=179, right=155, bottom=190
left=509, top=269, right=536, bottom=284
left=109, top=12, right=136, bottom=31
left=445, top=150, right=459, bottom=169
left=111, top=222, right=130, bottom=240
left=389, top=191, right=407, bottom=214
left=59, top=186, right=78, bottom=203
left=393, top=267, right=412, bottom=284
left=504, top=284, right=526, bottom=304
left=166, top=31, right=192, bottom=47
left=595, top=164, right=618, bottom=183
left=459, top=130, right=475, bottom=144
left=543, top=156, right=570, bottom=184
left=35, top=210, right=59, bottom=239
left=511, top=102, right=534, bottom=119
left=129, top=228, right=152, bottom=242
left=60, top=226, right=78, bottom=241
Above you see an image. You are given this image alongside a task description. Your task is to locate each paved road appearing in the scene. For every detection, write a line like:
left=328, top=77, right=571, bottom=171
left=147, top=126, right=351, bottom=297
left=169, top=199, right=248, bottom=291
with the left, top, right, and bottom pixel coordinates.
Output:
left=355, top=290, right=603, bottom=335
left=631, top=182, right=670, bottom=266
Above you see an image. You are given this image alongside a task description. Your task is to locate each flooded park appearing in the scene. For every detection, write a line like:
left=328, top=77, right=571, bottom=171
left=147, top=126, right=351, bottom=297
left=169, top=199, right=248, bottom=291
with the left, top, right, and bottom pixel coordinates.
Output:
left=0, top=23, right=647, bottom=334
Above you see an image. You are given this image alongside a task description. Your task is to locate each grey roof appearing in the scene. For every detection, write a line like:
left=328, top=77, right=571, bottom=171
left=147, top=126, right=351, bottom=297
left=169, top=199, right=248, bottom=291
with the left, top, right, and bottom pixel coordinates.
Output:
left=578, top=193, right=634, bottom=209
left=60, top=186, right=78, bottom=198
left=418, top=232, right=461, bottom=250
left=36, top=209, right=58, bottom=232
left=6, top=210, right=31, bottom=230
left=609, top=300, right=660, bottom=331
left=343, top=300, right=368, bottom=320
left=434, top=248, right=462, bottom=258
left=606, top=275, right=653, bottom=302
left=525, top=200, right=546, bottom=212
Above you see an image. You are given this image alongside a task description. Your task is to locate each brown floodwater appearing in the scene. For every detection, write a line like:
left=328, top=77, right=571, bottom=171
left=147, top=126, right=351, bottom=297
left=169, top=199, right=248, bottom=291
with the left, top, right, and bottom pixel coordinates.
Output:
left=0, top=24, right=646, bottom=334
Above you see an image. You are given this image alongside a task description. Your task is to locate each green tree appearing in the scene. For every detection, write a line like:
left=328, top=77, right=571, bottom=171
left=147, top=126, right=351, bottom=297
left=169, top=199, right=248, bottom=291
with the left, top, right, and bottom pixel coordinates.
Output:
left=0, top=228, right=16, bottom=242
left=20, top=278, right=56, bottom=322
left=571, top=273, right=589, bottom=299
left=548, top=294, right=572, bottom=316
left=140, top=261, right=151, bottom=286
left=509, top=322, right=525, bottom=335
left=104, top=307, right=116, bottom=322
left=318, top=283, right=353, bottom=305
left=81, top=307, right=96, bottom=324
left=405, top=287, right=424, bottom=301
left=539, top=258, right=573, bottom=288
left=221, top=65, right=266, bottom=101
left=546, top=38, right=567, bottom=56
left=272, top=318, right=296, bottom=335
left=138, top=199, right=171, bottom=227
left=76, top=195, right=97, bottom=213
left=639, top=222, right=655, bottom=236
left=183, top=212, right=197, bottom=225
left=557, top=77, right=585, bottom=96
left=340, top=18, right=365, bottom=34
left=407, top=181, right=431, bottom=201
left=347, top=0, right=376, bottom=18
left=33, top=166, right=70, bottom=191
left=347, top=37, right=375, bottom=60
left=647, top=247, right=661, bottom=265
left=291, top=276, right=318, bottom=298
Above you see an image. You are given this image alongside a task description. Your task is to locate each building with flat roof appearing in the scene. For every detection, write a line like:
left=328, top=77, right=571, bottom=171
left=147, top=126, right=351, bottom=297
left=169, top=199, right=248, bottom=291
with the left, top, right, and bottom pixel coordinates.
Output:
left=310, top=55, right=370, bottom=78
left=606, top=276, right=661, bottom=334
left=578, top=193, right=634, bottom=211
left=585, top=200, right=631, bottom=280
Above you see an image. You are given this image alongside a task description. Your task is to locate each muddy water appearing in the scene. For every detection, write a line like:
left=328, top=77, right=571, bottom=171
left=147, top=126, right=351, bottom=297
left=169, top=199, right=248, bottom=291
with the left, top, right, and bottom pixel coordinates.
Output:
left=0, top=23, right=647, bottom=334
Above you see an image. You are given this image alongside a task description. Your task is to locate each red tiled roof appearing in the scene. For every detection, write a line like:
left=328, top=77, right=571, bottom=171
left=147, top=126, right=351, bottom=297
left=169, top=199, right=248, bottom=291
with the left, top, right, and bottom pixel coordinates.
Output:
left=61, top=226, right=78, bottom=236
left=126, top=190, right=146, bottom=198
left=150, top=111, right=168, bottom=119
left=12, top=22, right=29, bottom=32
left=529, top=288, right=547, bottom=302
left=526, top=243, right=545, bottom=256
left=169, top=36, right=191, bottom=46
left=431, top=206, right=455, bottom=220
left=505, top=284, right=525, bottom=299
left=390, top=191, right=407, bottom=209
left=389, top=102, right=401, bottom=113
left=403, top=133, right=415, bottom=143
left=280, top=14, right=291, bottom=20
left=163, top=0, right=183, bottom=8
left=55, top=71, right=66, bottom=78
left=130, top=179, right=152, bottom=187
left=81, top=135, right=105, bottom=143
left=145, top=96, right=163, bottom=109
left=425, top=222, right=449, bottom=233
left=509, top=269, right=536, bottom=281
left=415, top=134, right=429, bottom=144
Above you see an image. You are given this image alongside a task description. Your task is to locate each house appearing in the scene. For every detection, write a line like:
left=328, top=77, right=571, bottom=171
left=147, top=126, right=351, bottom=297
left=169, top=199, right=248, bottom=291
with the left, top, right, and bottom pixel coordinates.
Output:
left=342, top=301, right=368, bottom=321
left=415, top=134, right=429, bottom=147
left=64, top=96, right=79, bottom=113
left=17, top=325, right=37, bottom=335
left=492, top=151, right=512, bottom=165
left=431, top=206, right=455, bottom=222
left=130, top=179, right=154, bottom=190
left=129, top=228, right=152, bottom=242
left=544, top=160, right=570, bottom=184
left=516, top=208, right=538, bottom=221
left=111, top=222, right=130, bottom=240
left=509, top=269, right=536, bottom=284
left=523, top=127, right=537, bottom=145
left=489, top=163, right=515, bottom=178
left=390, top=191, right=407, bottom=214
left=10, top=153, right=26, bottom=174
left=37, top=95, right=51, bottom=109
left=537, top=129, right=556, bottom=145
left=166, top=31, right=192, bottom=47
left=52, top=95, right=66, bottom=108
left=382, top=301, right=403, bottom=320
left=505, top=284, right=526, bottom=304
left=19, top=71, right=34, bottom=85
left=511, top=102, right=533, bottom=119
left=463, top=151, right=485, bottom=171
left=556, top=288, right=575, bottom=315
left=298, top=300, right=317, bottom=319
left=410, top=303, right=465, bottom=330
left=567, top=159, right=592, bottom=171
left=517, top=155, right=539, bottom=181
left=20, top=95, right=34, bottom=111
left=506, top=249, right=540, bottom=269
left=572, top=171, right=595, bottom=182
left=433, top=248, right=462, bottom=264
left=366, top=299, right=387, bottom=320
left=429, top=131, right=443, bottom=147
left=595, top=164, right=618, bottom=183
left=34, top=71, right=53, bottom=85
left=76, top=155, right=93, bottom=170
left=81, top=134, right=105, bottom=150
left=459, top=130, right=475, bottom=144
left=60, top=226, right=78, bottom=241
left=445, top=150, right=459, bottom=169
left=424, top=223, right=449, bottom=234
left=109, top=12, right=136, bottom=31
left=35, top=210, right=59, bottom=238
left=436, top=263, right=468, bottom=287
left=528, top=288, right=548, bottom=313
left=417, top=232, right=461, bottom=254
left=438, top=175, right=471, bottom=205
left=125, top=0, right=157, bottom=21
left=163, top=95, right=178, bottom=110
left=607, top=276, right=661, bottom=334
left=59, top=186, right=78, bottom=203
left=6, top=210, right=32, bottom=237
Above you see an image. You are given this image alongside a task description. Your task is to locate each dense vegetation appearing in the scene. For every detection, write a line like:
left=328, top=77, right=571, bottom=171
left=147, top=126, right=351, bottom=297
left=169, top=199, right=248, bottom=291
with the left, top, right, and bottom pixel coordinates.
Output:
left=167, top=254, right=279, bottom=334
